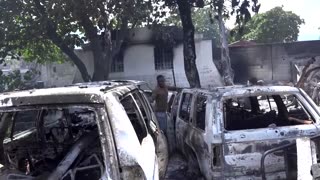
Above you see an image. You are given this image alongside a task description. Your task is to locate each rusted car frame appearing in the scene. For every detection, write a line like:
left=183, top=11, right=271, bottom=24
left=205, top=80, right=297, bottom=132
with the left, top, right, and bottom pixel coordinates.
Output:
left=173, top=85, right=320, bottom=179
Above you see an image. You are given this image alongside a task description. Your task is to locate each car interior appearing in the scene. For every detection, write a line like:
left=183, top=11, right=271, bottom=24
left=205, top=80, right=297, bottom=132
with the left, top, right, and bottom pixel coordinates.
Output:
left=224, top=94, right=314, bottom=130
left=0, top=107, right=104, bottom=180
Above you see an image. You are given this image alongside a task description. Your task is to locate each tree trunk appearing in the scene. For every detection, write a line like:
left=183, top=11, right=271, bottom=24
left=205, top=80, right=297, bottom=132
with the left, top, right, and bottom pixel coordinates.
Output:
left=177, top=0, right=201, bottom=88
left=218, top=13, right=234, bottom=86
left=59, top=44, right=91, bottom=82
left=46, top=22, right=91, bottom=82
left=76, top=12, right=111, bottom=82
left=33, top=0, right=91, bottom=82
left=297, top=66, right=320, bottom=88
left=92, top=19, right=128, bottom=81
left=296, top=57, right=316, bottom=88
left=91, top=37, right=110, bottom=81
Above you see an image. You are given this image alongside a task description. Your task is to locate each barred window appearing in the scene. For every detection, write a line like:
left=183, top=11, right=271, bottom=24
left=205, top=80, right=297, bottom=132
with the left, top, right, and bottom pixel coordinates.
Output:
left=154, top=46, right=173, bottom=70
left=111, top=54, right=124, bottom=73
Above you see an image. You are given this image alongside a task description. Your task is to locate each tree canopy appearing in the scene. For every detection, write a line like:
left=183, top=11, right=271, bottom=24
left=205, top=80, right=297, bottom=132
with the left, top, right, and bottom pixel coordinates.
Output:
left=0, top=0, right=261, bottom=87
left=0, top=68, right=40, bottom=92
left=164, top=7, right=220, bottom=42
left=0, top=0, right=158, bottom=82
left=160, top=0, right=260, bottom=87
left=231, top=6, right=304, bottom=43
left=208, top=0, right=261, bottom=85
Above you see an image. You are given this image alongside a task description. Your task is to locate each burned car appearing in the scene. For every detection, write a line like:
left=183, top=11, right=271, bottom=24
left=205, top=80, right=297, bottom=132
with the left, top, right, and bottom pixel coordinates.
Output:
left=0, top=81, right=168, bottom=180
left=172, top=85, right=320, bottom=179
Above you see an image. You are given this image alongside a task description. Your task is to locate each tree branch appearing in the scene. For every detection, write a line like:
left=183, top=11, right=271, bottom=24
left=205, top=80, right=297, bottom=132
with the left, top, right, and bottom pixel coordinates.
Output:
left=73, top=2, right=98, bottom=41
left=296, top=57, right=316, bottom=88
left=33, top=0, right=91, bottom=82
left=112, top=17, right=129, bottom=59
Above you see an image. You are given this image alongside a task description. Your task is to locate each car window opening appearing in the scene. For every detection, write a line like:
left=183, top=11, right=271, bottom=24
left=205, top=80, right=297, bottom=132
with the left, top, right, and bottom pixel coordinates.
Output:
left=121, top=95, right=148, bottom=143
left=132, top=92, right=158, bottom=143
left=0, top=106, right=104, bottom=179
left=195, top=94, right=207, bottom=131
left=179, top=93, right=193, bottom=122
left=224, top=94, right=314, bottom=130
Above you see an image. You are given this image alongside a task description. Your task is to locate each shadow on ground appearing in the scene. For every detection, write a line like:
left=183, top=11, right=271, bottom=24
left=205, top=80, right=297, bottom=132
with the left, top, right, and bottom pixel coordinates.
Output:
left=164, top=153, right=201, bottom=180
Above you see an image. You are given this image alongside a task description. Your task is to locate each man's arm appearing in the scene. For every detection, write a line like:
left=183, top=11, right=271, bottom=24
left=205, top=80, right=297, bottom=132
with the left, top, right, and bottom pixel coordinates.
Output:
left=167, top=86, right=181, bottom=91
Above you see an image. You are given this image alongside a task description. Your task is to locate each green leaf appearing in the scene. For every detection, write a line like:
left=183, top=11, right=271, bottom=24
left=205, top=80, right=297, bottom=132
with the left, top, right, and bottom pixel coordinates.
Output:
left=231, top=6, right=304, bottom=43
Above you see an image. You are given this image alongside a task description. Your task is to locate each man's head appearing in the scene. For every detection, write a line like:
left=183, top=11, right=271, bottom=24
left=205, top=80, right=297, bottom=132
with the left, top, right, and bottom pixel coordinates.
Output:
left=157, top=75, right=166, bottom=88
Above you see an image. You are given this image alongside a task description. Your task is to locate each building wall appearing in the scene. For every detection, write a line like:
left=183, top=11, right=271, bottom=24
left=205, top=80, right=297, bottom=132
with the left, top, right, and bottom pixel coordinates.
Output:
left=109, top=40, right=222, bottom=88
left=40, top=39, right=320, bottom=88
left=40, top=39, right=223, bottom=88
left=228, top=45, right=274, bottom=83
left=0, top=59, right=35, bottom=75
left=213, top=40, right=320, bottom=84
left=40, top=61, right=77, bottom=87
left=194, top=40, right=223, bottom=88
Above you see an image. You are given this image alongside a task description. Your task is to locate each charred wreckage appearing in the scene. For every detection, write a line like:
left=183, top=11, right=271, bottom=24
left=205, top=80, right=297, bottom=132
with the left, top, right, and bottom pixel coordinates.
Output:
left=3, top=79, right=320, bottom=180
left=0, top=81, right=169, bottom=180
left=169, top=85, right=320, bottom=179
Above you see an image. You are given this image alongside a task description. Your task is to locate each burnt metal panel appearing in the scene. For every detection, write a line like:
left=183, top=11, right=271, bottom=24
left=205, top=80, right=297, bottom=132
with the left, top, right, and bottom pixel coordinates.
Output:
left=0, top=94, right=104, bottom=107
left=175, top=85, right=320, bottom=179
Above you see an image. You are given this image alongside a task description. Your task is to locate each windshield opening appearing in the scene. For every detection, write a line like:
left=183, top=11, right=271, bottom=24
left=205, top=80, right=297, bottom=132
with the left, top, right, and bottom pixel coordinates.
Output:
left=0, top=105, right=105, bottom=180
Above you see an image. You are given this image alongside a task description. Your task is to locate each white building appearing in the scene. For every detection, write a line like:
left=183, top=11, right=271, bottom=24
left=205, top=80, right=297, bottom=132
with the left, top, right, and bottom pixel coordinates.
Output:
left=0, top=59, right=34, bottom=75
left=40, top=27, right=223, bottom=88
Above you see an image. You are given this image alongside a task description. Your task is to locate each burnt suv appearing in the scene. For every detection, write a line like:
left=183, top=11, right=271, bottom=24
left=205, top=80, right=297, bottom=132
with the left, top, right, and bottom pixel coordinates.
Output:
left=171, top=85, right=320, bottom=179
left=0, top=81, right=168, bottom=180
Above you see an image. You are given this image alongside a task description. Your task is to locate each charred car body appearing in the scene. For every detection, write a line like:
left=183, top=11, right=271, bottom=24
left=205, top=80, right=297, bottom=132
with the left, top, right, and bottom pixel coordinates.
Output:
left=0, top=81, right=168, bottom=180
left=172, top=85, right=320, bottom=179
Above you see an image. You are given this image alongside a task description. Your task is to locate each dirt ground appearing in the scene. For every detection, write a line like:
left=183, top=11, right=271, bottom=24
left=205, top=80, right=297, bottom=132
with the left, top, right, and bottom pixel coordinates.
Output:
left=164, top=153, right=189, bottom=180
left=164, top=153, right=201, bottom=180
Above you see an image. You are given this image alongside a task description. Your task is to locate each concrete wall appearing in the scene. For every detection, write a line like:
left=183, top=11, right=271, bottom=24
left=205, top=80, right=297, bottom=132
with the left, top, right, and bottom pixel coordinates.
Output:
left=40, top=61, right=77, bottom=87
left=109, top=40, right=223, bottom=88
left=229, top=45, right=274, bottom=83
left=1, top=59, right=36, bottom=75
left=40, top=39, right=320, bottom=88
left=39, top=39, right=223, bottom=88
left=213, top=40, right=320, bottom=84
left=72, top=40, right=222, bottom=88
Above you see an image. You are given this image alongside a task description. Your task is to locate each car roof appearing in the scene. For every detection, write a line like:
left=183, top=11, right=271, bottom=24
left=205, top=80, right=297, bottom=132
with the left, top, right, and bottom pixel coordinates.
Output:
left=212, top=85, right=298, bottom=95
left=183, top=85, right=300, bottom=98
left=0, top=81, right=142, bottom=108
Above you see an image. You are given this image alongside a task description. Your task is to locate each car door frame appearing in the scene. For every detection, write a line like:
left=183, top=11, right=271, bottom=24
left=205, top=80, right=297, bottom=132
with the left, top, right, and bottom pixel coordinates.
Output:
left=185, top=91, right=223, bottom=179
left=104, top=91, right=158, bottom=180
left=94, top=106, right=122, bottom=180
left=135, top=90, right=161, bottom=142
left=175, top=89, right=195, bottom=157
left=135, top=89, right=169, bottom=178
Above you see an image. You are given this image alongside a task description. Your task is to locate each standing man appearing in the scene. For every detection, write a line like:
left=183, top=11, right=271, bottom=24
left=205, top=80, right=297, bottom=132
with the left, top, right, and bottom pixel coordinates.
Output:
left=152, top=75, right=169, bottom=134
